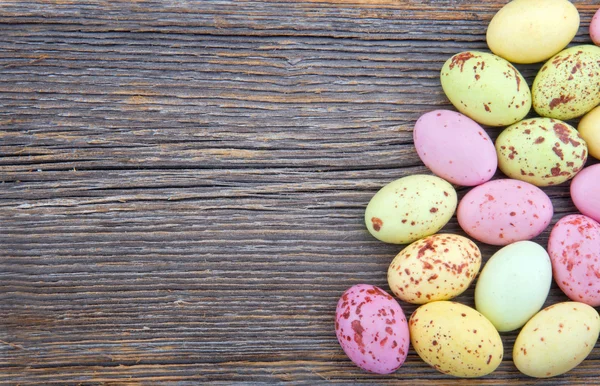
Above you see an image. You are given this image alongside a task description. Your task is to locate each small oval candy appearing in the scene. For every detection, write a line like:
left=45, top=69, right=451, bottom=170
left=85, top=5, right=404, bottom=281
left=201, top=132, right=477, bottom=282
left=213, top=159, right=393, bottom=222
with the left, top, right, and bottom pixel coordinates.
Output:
left=365, top=175, right=457, bottom=244
left=475, top=241, right=552, bottom=332
left=496, top=118, right=587, bottom=186
left=335, top=284, right=410, bottom=374
left=578, top=106, right=600, bottom=160
left=591, top=8, right=600, bottom=46
left=532, top=45, right=600, bottom=120
left=513, top=302, right=600, bottom=378
left=413, top=110, right=497, bottom=186
left=570, top=164, right=600, bottom=222
left=457, top=179, right=553, bottom=245
left=440, top=51, right=531, bottom=126
left=388, top=234, right=481, bottom=304
left=486, top=0, right=579, bottom=64
left=548, top=214, right=600, bottom=306
left=409, top=301, right=503, bottom=377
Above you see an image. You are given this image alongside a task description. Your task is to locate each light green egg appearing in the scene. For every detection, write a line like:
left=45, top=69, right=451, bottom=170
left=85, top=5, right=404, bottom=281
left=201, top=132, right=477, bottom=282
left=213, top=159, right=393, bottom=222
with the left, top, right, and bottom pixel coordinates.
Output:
left=496, top=118, right=587, bottom=186
left=532, top=45, right=600, bottom=120
left=365, top=175, right=457, bottom=244
left=440, top=51, right=531, bottom=126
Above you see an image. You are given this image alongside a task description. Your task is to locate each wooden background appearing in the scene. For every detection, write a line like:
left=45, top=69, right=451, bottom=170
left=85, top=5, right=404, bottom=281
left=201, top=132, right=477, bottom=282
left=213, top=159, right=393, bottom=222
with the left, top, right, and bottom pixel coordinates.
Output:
left=1, top=0, right=599, bottom=384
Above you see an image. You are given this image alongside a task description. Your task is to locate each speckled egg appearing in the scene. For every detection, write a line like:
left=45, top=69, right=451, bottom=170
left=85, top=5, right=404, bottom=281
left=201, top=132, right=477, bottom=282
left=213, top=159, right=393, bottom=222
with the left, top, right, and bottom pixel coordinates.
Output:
left=475, top=241, right=552, bottom=332
left=532, top=45, right=600, bottom=120
left=457, top=179, right=553, bottom=245
left=591, top=8, right=600, bottom=45
left=387, top=234, right=481, bottom=304
left=335, top=284, right=410, bottom=374
left=413, top=110, right=497, bottom=186
left=513, top=302, right=600, bottom=378
left=578, top=106, right=600, bottom=160
left=365, top=175, right=457, bottom=244
left=440, top=51, right=531, bottom=126
left=496, top=118, right=587, bottom=186
left=486, top=0, right=579, bottom=64
left=548, top=214, right=600, bottom=306
left=409, top=301, right=503, bottom=377
left=570, top=164, right=600, bottom=222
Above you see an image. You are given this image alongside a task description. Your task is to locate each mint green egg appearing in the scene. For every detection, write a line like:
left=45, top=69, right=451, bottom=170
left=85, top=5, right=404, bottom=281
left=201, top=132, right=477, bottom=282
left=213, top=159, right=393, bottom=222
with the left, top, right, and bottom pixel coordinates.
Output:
left=441, top=51, right=531, bottom=126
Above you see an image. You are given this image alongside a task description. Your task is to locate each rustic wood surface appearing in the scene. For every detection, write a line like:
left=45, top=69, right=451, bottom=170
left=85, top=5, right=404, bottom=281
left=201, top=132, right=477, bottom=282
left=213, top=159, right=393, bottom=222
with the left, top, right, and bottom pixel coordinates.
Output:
left=1, top=0, right=599, bottom=384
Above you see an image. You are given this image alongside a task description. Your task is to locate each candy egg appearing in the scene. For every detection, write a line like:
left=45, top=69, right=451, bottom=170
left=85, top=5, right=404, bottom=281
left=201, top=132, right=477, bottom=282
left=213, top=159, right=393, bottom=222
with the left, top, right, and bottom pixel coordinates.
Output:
left=388, top=234, right=481, bottom=304
left=475, top=241, right=552, bottom=332
left=570, top=164, right=600, bottom=223
left=440, top=51, right=531, bottom=126
left=457, top=179, right=553, bottom=245
left=365, top=175, right=457, bottom=244
left=335, top=284, right=410, bottom=374
left=532, top=45, right=600, bottom=120
left=496, top=118, right=587, bottom=186
left=486, top=0, right=579, bottom=64
left=513, top=302, right=600, bottom=378
left=548, top=214, right=600, bottom=306
left=409, top=301, right=503, bottom=377
left=413, top=110, right=497, bottom=186
left=578, top=106, right=600, bottom=160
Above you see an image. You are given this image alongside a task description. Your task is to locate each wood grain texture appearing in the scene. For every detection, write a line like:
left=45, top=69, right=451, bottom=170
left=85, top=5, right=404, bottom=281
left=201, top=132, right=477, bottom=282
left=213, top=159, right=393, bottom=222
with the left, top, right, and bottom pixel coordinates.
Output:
left=1, top=0, right=599, bottom=383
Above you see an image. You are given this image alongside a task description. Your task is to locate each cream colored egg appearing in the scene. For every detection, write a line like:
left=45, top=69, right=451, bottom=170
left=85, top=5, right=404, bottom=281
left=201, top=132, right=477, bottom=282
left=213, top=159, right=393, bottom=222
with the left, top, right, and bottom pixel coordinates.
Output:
left=486, top=0, right=579, bottom=64
left=513, top=302, right=600, bottom=378
left=388, top=234, right=481, bottom=304
left=410, top=301, right=503, bottom=377
left=578, top=106, right=600, bottom=160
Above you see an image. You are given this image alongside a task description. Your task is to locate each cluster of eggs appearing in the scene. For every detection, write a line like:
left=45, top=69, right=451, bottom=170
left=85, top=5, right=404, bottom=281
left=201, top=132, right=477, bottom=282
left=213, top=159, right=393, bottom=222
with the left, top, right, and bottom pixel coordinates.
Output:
left=335, top=0, right=600, bottom=379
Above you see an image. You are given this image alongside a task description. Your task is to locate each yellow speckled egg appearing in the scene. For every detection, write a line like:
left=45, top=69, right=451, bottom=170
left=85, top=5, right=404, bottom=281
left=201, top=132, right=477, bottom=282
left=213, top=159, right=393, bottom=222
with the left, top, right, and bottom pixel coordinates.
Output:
left=578, top=106, right=600, bottom=160
left=365, top=175, right=457, bottom=244
left=388, top=234, right=481, bottom=304
left=409, top=301, right=503, bottom=377
left=486, top=0, right=579, bottom=64
left=440, top=51, right=531, bottom=126
left=532, top=45, right=600, bottom=120
left=496, top=118, right=587, bottom=186
left=513, top=302, right=600, bottom=378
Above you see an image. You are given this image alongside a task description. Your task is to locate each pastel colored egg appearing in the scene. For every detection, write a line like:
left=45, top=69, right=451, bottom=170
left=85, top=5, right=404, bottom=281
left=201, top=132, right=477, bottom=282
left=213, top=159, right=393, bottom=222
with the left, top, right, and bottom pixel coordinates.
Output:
left=409, top=301, right=503, bottom=378
left=532, top=45, right=600, bottom=120
left=388, top=234, right=481, bottom=304
left=335, top=284, right=410, bottom=374
left=548, top=214, right=600, bottom=306
left=413, top=110, right=497, bottom=186
left=486, top=0, right=579, bottom=64
left=440, top=51, right=531, bottom=126
left=570, top=164, right=600, bottom=222
left=578, top=106, right=600, bottom=160
left=513, top=302, right=600, bottom=378
left=457, top=179, right=553, bottom=245
left=591, top=8, right=600, bottom=45
left=475, top=241, right=552, bottom=332
left=496, top=118, right=587, bottom=186
left=365, top=175, right=457, bottom=244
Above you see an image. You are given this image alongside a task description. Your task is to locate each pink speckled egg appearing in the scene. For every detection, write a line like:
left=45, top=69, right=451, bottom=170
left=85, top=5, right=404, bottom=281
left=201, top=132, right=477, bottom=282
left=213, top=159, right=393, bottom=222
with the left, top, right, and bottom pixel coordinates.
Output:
left=413, top=110, right=497, bottom=186
left=591, top=8, right=600, bottom=46
left=335, top=284, right=410, bottom=374
left=457, top=179, right=553, bottom=245
left=570, top=164, right=600, bottom=223
left=548, top=214, right=600, bottom=306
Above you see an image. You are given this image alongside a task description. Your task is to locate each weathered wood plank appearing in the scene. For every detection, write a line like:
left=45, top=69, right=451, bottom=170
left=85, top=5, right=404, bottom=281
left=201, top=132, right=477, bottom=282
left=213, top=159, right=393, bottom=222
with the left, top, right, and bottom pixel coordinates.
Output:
left=1, top=0, right=599, bottom=383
